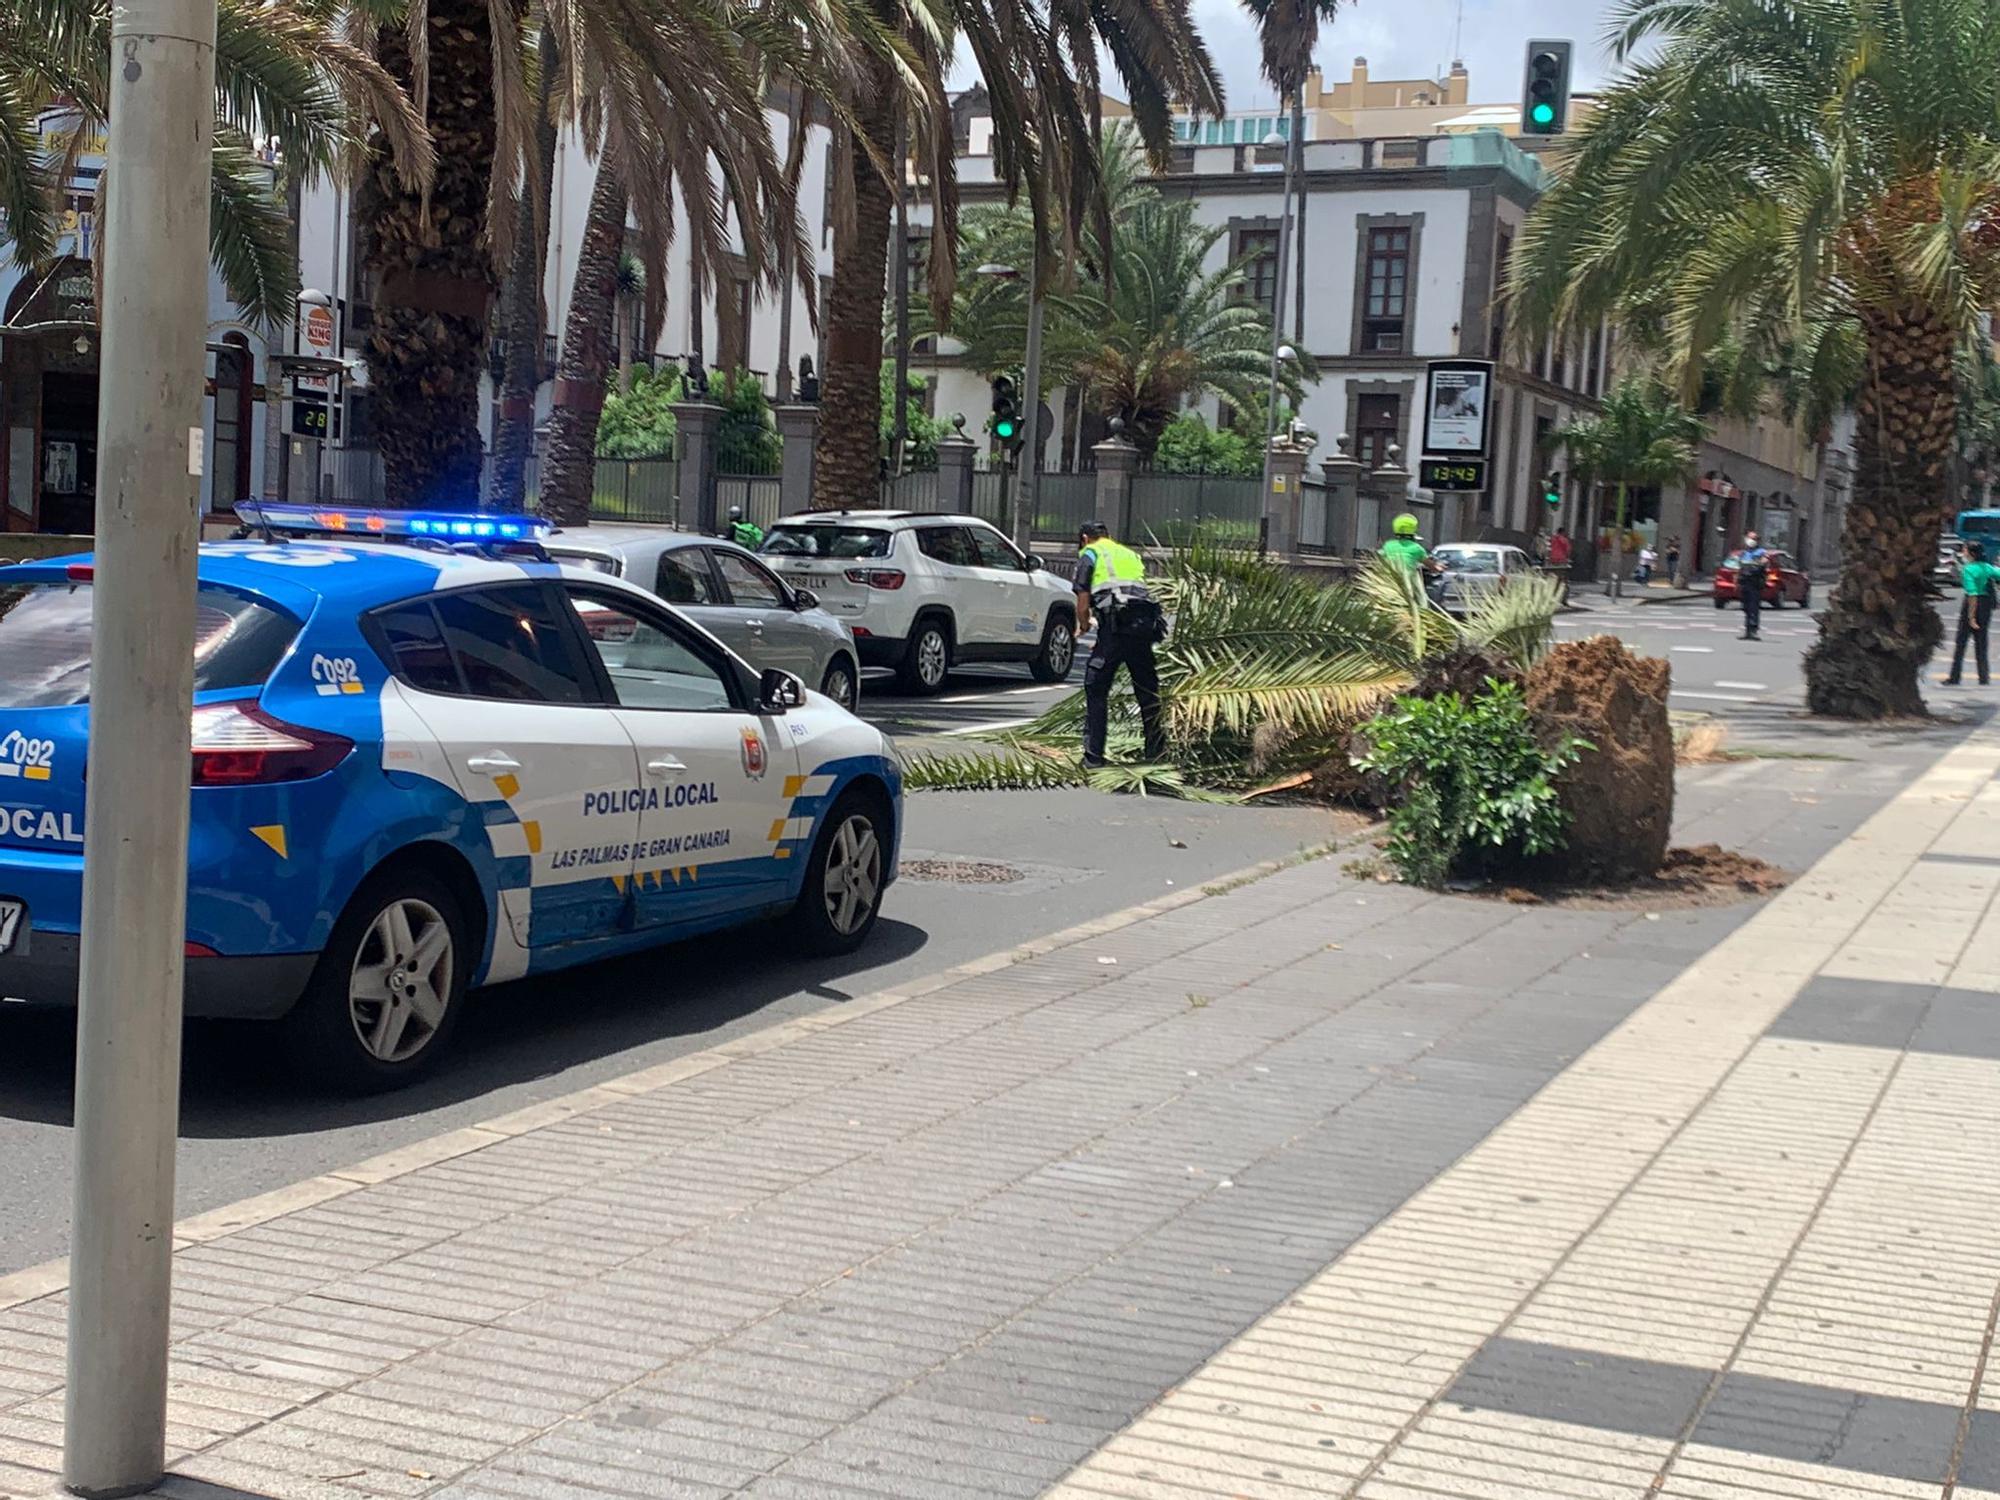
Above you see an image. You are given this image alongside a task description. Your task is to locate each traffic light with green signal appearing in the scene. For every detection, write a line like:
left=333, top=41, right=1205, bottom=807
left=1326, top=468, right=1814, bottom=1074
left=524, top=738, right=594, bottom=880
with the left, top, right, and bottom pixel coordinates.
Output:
left=990, top=374, right=1020, bottom=449
left=1543, top=473, right=1563, bottom=507
left=1521, top=40, right=1572, bottom=136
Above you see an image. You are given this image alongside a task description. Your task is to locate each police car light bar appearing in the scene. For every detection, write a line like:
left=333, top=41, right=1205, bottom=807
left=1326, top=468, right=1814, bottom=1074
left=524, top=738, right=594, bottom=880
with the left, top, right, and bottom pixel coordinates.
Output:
left=236, top=501, right=550, bottom=542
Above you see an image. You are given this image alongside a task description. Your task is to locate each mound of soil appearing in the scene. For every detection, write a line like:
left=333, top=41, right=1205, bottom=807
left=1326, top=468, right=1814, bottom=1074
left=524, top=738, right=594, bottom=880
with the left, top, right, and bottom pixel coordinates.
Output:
left=1487, top=844, right=1789, bottom=910
left=1525, top=636, right=1674, bottom=882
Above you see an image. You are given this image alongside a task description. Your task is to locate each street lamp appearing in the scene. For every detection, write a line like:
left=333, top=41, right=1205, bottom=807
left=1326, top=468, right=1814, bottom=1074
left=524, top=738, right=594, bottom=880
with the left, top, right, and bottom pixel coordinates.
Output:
left=976, top=259, right=1041, bottom=549
left=1259, top=131, right=1301, bottom=552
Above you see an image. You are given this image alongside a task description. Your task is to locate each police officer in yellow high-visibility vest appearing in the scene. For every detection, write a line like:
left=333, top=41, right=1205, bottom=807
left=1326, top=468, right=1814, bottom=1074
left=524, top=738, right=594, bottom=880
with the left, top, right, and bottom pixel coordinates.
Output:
left=1073, top=521, right=1166, bottom=768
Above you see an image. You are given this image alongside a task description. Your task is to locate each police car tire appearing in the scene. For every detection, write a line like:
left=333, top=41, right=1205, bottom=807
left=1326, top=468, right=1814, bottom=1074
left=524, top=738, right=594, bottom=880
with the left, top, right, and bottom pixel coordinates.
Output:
left=790, top=789, right=889, bottom=956
left=283, top=867, right=470, bottom=1092
left=1030, top=611, right=1076, bottom=683
left=897, top=617, right=952, bottom=696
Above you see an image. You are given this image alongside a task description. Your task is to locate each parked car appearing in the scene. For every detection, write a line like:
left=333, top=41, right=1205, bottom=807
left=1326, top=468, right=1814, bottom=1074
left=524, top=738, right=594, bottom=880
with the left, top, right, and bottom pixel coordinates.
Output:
left=1935, top=534, right=1966, bottom=595
left=759, top=511, right=1077, bottom=694
left=1713, top=549, right=1811, bottom=608
left=0, top=504, right=902, bottom=1090
left=1430, top=542, right=1541, bottom=616
left=544, top=526, right=861, bottom=709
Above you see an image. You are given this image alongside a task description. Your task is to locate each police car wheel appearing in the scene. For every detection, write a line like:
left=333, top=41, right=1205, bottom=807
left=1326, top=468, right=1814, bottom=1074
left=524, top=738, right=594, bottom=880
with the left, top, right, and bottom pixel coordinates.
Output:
left=791, top=792, right=887, bottom=955
left=897, top=619, right=951, bottom=696
left=1031, top=614, right=1075, bottom=683
left=820, top=657, right=858, bottom=710
left=285, top=870, right=469, bottom=1091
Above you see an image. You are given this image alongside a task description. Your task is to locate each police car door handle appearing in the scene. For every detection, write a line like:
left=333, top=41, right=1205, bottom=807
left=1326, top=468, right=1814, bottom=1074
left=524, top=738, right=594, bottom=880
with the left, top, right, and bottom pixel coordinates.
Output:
left=466, top=752, right=521, bottom=776
left=645, top=755, right=690, bottom=779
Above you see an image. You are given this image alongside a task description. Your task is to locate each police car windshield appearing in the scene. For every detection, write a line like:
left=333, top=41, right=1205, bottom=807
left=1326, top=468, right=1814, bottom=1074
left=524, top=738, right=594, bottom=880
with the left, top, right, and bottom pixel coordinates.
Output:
left=762, top=524, right=892, bottom=559
left=0, top=582, right=299, bottom=708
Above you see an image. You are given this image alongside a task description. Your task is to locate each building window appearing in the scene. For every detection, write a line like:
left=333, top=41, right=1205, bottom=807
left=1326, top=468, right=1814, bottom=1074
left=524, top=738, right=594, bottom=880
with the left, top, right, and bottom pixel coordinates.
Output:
left=1356, top=394, right=1401, bottom=470
left=1362, top=226, right=1411, bottom=352
left=1232, top=226, right=1280, bottom=317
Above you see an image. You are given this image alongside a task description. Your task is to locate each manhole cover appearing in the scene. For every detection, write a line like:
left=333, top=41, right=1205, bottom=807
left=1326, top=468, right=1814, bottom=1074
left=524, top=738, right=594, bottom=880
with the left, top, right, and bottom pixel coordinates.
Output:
left=900, top=858, right=1025, bottom=884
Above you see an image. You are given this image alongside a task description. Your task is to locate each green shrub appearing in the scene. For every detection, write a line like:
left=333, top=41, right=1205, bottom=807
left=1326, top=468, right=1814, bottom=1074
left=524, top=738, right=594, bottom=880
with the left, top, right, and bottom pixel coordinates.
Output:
left=596, top=364, right=681, bottom=458
left=880, top=364, right=951, bottom=470
left=1353, top=680, right=1590, bottom=888
left=715, top=370, right=781, bottom=474
left=1153, top=413, right=1258, bottom=476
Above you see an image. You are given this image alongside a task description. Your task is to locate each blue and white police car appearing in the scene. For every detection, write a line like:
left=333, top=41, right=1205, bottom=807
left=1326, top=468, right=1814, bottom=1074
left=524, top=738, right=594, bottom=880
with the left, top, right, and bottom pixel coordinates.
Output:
left=0, top=505, right=901, bottom=1089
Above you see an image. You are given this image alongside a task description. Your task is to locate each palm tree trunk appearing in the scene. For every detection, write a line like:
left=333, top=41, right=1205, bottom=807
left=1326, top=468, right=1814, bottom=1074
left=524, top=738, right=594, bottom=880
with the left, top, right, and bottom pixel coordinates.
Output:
left=1289, top=92, right=1306, bottom=347
left=1805, top=306, right=1956, bottom=718
left=775, top=84, right=806, bottom=402
left=891, top=111, right=910, bottom=477
left=540, top=168, right=627, bottom=527
left=616, top=297, right=634, bottom=392
left=490, top=26, right=561, bottom=514
left=357, top=0, right=503, bottom=508
left=812, top=54, right=897, bottom=509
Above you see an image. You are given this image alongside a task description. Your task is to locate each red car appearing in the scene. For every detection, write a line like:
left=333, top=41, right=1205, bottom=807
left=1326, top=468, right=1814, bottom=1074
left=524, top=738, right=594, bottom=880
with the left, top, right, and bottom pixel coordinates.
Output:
left=1714, top=549, right=1811, bottom=609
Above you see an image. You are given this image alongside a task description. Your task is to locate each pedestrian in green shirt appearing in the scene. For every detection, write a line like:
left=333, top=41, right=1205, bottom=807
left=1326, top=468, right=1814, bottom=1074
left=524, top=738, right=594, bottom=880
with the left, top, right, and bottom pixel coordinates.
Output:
left=1380, top=513, right=1429, bottom=572
left=1946, top=541, right=1997, bottom=686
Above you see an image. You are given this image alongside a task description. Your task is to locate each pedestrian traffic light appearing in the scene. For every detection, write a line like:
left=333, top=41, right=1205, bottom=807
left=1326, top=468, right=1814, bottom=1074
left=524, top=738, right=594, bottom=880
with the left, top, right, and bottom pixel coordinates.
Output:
left=990, top=374, right=1020, bottom=448
left=1521, top=40, right=1572, bottom=136
left=1543, top=473, right=1563, bottom=507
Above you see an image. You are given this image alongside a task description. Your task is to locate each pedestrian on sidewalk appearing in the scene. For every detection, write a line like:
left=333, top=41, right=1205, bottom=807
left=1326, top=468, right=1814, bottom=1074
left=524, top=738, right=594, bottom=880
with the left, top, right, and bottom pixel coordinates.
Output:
left=1074, top=521, right=1167, bottom=768
left=1635, top=544, right=1658, bottom=585
left=1665, top=535, right=1681, bottom=581
left=1944, top=540, right=1997, bottom=686
left=1736, top=529, right=1770, bottom=640
left=1548, top=527, right=1573, bottom=568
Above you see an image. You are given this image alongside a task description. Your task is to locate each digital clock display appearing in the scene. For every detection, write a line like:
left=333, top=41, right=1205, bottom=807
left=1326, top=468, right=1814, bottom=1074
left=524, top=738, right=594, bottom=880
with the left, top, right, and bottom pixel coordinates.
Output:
left=1418, top=458, right=1487, bottom=492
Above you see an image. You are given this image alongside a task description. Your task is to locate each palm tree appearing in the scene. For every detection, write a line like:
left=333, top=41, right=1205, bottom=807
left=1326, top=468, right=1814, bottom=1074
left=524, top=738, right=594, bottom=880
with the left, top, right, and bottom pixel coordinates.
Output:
left=488, top=24, right=560, bottom=513
left=924, top=152, right=1308, bottom=457
left=1239, top=0, right=1340, bottom=345
left=1507, top=0, right=2000, bottom=718
left=0, top=0, right=430, bottom=325
left=808, top=0, right=1224, bottom=509
left=533, top=0, right=895, bottom=526
left=1552, top=376, right=1704, bottom=600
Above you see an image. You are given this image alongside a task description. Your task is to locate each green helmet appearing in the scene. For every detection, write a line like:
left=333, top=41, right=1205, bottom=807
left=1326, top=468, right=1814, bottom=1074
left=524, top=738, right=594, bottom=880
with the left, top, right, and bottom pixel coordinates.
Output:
left=1392, top=513, right=1420, bottom=537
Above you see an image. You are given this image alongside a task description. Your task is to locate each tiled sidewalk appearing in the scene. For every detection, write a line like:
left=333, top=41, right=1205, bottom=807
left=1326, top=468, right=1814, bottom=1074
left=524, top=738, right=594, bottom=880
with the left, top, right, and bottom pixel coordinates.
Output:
left=0, top=727, right=1988, bottom=1500
left=1053, top=721, right=2000, bottom=1499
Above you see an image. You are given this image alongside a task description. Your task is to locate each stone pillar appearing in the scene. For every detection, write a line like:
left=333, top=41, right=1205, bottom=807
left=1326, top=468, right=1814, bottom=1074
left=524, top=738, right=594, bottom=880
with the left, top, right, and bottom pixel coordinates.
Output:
left=1264, top=436, right=1310, bottom=555
left=774, top=403, right=817, bottom=517
left=1368, top=444, right=1419, bottom=550
left=1092, top=423, right=1139, bottom=537
left=672, top=400, right=723, bottom=532
left=1322, top=435, right=1365, bottom=557
left=261, top=359, right=287, bottom=502
left=935, top=416, right=976, bottom=514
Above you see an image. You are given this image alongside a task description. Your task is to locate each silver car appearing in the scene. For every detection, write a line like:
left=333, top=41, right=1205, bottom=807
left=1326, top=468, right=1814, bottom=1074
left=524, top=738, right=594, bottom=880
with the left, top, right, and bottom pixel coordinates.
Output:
left=1432, top=542, right=1539, bottom=616
left=545, top=525, right=861, bottom=708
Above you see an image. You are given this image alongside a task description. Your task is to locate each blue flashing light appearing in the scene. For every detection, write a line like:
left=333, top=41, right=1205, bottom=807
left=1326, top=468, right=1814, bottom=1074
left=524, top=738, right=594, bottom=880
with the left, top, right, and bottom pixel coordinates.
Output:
left=236, top=500, right=551, bottom=543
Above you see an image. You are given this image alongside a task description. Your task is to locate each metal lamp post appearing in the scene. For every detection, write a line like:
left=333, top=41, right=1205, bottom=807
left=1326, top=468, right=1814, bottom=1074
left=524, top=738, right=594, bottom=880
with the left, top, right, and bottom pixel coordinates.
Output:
left=974, top=258, right=1042, bottom=549
left=1258, top=130, right=1299, bottom=549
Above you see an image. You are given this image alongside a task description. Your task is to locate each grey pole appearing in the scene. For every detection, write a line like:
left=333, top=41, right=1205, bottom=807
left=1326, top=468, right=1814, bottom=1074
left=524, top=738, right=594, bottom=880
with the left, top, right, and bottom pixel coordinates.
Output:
left=64, top=0, right=214, bottom=1491
left=1016, top=244, right=1044, bottom=551
left=1258, top=131, right=1297, bottom=529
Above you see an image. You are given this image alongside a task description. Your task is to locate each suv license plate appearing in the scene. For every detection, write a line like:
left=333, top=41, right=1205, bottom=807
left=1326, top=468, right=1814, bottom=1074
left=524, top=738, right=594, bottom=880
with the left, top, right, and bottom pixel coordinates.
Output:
left=0, top=900, right=22, bottom=955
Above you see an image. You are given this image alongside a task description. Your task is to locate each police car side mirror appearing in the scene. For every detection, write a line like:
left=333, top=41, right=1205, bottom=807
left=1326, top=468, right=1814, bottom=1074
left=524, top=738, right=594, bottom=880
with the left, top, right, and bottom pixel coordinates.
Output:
left=760, top=668, right=807, bottom=713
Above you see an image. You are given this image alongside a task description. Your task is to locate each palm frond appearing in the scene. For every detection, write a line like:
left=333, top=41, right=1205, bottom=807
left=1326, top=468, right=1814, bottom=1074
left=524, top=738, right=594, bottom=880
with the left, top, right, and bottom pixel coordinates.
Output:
left=1462, top=574, right=1565, bottom=669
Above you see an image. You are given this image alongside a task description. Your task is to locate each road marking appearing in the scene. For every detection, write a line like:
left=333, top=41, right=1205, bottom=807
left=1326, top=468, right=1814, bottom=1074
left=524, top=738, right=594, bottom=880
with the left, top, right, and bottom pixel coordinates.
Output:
left=936, top=684, right=1063, bottom=704
left=937, top=717, right=1040, bottom=736
left=1716, top=679, right=1769, bottom=691
left=1671, top=646, right=1715, bottom=654
left=1672, top=689, right=1760, bottom=703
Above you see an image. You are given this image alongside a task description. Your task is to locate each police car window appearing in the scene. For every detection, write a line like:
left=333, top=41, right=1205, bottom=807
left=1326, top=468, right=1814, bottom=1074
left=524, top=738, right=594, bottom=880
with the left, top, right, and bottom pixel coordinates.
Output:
left=566, top=592, right=735, bottom=712
left=655, top=551, right=720, bottom=606
left=763, top=524, right=891, bottom=559
left=711, top=549, right=786, bottom=608
left=0, top=582, right=298, bottom=708
left=371, top=601, right=461, bottom=695
left=917, top=527, right=977, bottom=567
left=427, top=586, right=592, bottom=703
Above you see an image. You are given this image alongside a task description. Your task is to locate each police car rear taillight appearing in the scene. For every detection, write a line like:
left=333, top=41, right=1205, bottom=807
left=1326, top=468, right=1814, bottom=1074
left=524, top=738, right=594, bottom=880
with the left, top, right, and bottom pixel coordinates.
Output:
left=190, top=703, right=352, bottom=787
left=844, top=568, right=906, bottom=590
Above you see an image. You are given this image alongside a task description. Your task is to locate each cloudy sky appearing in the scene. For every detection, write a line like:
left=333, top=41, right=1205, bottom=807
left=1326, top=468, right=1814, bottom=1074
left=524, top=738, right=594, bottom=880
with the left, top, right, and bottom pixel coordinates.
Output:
left=1186, top=0, right=1623, bottom=114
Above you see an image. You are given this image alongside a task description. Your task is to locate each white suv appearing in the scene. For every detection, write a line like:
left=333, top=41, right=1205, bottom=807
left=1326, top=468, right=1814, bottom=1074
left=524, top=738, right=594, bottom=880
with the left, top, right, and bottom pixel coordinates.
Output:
left=760, top=511, right=1077, bottom=694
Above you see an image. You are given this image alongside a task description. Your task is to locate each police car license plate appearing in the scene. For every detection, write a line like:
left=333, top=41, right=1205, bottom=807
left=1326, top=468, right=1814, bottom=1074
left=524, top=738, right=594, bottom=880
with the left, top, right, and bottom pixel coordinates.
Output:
left=0, top=900, right=21, bottom=955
